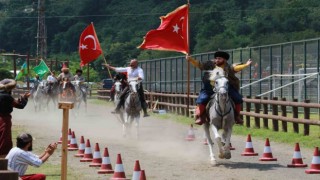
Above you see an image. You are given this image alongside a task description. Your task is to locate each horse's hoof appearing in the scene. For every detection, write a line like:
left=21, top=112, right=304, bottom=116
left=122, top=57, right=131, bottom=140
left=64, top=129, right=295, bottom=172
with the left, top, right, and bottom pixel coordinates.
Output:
left=210, top=160, right=217, bottom=166
left=218, top=153, right=224, bottom=159
left=224, top=152, right=231, bottom=159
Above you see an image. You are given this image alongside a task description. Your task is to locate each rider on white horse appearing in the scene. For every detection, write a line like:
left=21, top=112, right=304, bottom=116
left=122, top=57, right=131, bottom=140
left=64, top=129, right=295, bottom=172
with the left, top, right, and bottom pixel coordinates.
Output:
left=104, top=59, right=150, bottom=117
left=110, top=72, right=127, bottom=101
left=186, top=51, right=252, bottom=125
left=73, top=69, right=87, bottom=94
left=46, top=71, right=58, bottom=94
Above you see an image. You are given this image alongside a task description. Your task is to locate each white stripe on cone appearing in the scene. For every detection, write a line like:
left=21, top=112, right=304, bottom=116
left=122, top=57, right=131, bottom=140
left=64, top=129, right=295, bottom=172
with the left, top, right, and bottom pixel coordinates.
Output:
left=132, top=171, right=140, bottom=180
left=245, top=142, right=253, bottom=148
left=70, top=138, right=77, bottom=144
left=114, top=164, right=124, bottom=172
left=264, top=146, right=272, bottom=153
left=85, top=147, right=92, bottom=154
left=102, top=157, right=111, bottom=164
left=311, top=156, right=320, bottom=164
left=93, top=151, right=101, bottom=158
left=79, top=143, right=85, bottom=150
left=293, top=151, right=302, bottom=158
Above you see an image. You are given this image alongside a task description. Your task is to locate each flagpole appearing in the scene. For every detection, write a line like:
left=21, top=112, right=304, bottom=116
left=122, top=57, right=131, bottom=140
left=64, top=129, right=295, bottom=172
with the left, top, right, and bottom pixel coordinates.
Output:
left=101, top=52, right=113, bottom=79
left=27, top=53, right=30, bottom=91
left=186, top=0, right=191, bottom=117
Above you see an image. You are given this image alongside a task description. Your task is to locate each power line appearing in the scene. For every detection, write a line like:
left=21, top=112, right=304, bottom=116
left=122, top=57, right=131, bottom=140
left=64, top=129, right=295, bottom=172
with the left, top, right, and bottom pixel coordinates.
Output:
left=1, top=6, right=320, bottom=19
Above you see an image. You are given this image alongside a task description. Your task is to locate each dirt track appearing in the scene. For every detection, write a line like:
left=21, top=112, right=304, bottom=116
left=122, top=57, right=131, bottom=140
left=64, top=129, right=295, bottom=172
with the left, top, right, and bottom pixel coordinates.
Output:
left=12, top=100, right=319, bottom=180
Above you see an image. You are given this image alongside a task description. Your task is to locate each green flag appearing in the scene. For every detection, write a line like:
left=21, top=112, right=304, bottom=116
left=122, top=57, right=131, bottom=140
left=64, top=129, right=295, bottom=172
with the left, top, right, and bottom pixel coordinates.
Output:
left=15, top=62, right=28, bottom=80
left=33, top=60, right=50, bottom=78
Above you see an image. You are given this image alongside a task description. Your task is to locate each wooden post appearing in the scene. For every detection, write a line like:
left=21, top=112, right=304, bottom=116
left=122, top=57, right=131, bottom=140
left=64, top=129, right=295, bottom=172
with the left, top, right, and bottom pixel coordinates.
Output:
left=254, top=96, right=261, bottom=128
left=303, top=99, right=310, bottom=136
left=281, top=98, right=287, bottom=132
left=245, top=96, right=251, bottom=128
left=292, top=99, right=299, bottom=133
left=263, top=97, right=269, bottom=129
left=58, top=102, right=74, bottom=180
left=271, top=97, right=279, bottom=132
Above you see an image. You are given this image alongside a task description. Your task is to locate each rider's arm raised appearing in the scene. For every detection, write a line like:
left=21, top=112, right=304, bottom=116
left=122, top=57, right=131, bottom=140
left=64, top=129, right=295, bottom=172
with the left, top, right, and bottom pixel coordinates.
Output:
left=233, top=59, right=252, bottom=73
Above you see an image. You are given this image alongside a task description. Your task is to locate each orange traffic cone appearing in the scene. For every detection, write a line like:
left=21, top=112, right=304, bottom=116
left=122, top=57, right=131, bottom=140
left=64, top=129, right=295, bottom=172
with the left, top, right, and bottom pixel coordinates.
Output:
left=68, top=131, right=78, bottom=151
left=97, top=147, right=114, bottom=174
left=259, top=138, right=277, bottom=161
left=241, top=134, right=258, bottom=156
left=110, top=154, right=129, bottom=180
left=140, top=170, right=146, bottom=180
left=80, top=139, right=93, bottom=162
left=132, top=160, right=141, bottom=180
left=287, top=143, right=308, bottom=167
left=305, top=147, right=320, bottom=174
left=185, top=124, right=195, bottom=141
left=89, top=143, right=102, bottom=167
left=74, top=135, right=85, bottom=157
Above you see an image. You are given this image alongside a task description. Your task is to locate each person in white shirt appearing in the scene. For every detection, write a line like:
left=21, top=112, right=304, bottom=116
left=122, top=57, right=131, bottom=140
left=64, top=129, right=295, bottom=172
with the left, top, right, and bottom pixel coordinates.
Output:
left=104, top=59, right=150, bottom=117
left=46, top=71, right=58, bottom=94
left=5, top=133, right=57, bottom=180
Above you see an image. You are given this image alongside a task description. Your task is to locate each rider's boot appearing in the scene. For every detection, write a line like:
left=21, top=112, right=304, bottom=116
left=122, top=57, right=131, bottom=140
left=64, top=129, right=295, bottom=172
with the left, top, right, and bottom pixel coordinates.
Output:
left=142, top=102, right=150, bottom=117
left=194, top=104, right=206, bottom=125
left=234, top=104, right=244, bottom=125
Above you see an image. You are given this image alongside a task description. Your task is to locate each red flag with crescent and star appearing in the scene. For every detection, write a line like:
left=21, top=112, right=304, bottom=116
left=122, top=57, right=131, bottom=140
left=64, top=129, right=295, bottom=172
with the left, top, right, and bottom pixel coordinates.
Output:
left=138, top=4, right=189, bottom=54
left=79, top=23, right=102, bottom=66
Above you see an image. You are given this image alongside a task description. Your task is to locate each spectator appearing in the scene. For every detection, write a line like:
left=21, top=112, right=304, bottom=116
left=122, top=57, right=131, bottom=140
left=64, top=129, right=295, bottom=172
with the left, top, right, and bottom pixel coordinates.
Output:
left=0, top=79, right=30, bottom=157
left=6, top=133, right=57, bottom=180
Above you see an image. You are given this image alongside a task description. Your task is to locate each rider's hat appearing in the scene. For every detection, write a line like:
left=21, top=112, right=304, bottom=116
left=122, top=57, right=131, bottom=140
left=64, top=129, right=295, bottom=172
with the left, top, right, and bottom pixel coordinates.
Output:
left=214, top=51, right=230, bottom=60
left=61, top=62, right=69, bottom=71
left=76, top=69, right=83, bottom=74
left=0, top=79, right=17, bottom=92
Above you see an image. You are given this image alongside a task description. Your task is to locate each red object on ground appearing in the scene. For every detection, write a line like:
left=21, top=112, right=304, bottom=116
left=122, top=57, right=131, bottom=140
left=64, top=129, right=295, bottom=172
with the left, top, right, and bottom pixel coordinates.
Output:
left=241, top=134, right=258, bottom=156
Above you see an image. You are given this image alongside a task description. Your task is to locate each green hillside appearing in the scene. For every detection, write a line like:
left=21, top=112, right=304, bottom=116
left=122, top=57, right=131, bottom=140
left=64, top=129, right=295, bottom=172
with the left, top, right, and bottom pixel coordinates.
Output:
left=1, top=0, right=320, bottom=80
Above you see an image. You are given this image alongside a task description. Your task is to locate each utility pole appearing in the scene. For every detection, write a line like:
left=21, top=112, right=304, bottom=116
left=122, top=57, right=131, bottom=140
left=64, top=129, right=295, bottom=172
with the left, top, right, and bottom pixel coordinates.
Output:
left=36, top=0, right=47, bottom=61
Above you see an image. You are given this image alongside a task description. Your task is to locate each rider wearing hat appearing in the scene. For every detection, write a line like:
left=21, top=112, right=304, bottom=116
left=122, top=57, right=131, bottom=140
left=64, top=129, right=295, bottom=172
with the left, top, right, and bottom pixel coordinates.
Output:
left=186, top=51, right=252, bottom=125
left=57, top=63, right=75, bottom=93
left=0, top=79, right=30, bottom=157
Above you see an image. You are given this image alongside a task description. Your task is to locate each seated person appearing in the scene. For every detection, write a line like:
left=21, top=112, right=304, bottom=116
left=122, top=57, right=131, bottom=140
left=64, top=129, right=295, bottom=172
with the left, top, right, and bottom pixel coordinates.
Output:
left=57, top=63, right=75, bottom=94
left=46, top=71, right=57, bottom=94
left=6, top=133, right=57, bottom=180
left=73, top=69, right=87, bottom=94
left=110, top=72, right=128, bottom=101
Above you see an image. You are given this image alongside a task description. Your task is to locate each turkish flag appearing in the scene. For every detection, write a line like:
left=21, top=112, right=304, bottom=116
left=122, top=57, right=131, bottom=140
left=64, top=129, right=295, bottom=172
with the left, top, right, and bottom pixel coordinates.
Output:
left=138, top=4, right=189, bottom=54
left=79, top=23, right=102, bottom=66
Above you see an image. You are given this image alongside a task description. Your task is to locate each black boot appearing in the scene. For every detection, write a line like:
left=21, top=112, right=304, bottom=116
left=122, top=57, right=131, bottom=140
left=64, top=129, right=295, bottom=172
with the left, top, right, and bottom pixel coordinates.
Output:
left=142, top=102, right=150, bottom=117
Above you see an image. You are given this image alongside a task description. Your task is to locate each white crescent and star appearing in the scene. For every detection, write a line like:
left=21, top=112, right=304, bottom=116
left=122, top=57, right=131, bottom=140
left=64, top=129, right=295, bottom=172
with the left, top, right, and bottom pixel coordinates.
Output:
left=80, top=35, right=97, bottom=50
left=172, top=16, right=185, bottom=34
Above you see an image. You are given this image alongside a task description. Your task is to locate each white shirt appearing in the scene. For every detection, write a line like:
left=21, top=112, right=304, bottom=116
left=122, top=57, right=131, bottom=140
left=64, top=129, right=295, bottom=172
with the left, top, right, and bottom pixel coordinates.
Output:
left=115, top=67, right=144, bottom=81
left=6, top=147, right=43, bottom=176
left=47, top=75, right=57, bottom=83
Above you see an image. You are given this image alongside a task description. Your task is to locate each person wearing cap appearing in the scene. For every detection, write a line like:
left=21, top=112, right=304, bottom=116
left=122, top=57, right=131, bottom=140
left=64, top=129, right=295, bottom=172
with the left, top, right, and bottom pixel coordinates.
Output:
left=0, top=79, right=30, bottom=157
left=186, top=51, right=252, bottom=125
left=104, top=59, right=150, bottom=117
left=5, top=133, right=57, bottom=180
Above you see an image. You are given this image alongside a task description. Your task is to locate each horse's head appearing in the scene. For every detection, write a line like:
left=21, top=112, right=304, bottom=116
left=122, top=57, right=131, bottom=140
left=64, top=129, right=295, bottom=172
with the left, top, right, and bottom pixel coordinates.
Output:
left=114, top=81, right=122, bottom=93
left=128, top=79, right=140, bottom=94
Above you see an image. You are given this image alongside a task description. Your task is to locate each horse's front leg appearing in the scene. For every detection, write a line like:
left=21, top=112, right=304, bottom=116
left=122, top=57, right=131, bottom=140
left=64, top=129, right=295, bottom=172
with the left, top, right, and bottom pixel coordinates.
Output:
left=211, top=124, right=224, bottom=159
left=223, top=127, right=232, bottom=159
left=203, top=122, right=216, bottom=165
left=134, top=114, right=140, bottom=139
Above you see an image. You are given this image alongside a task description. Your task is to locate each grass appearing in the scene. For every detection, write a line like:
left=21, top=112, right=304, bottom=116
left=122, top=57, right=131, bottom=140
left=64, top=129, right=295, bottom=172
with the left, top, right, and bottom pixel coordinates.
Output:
left=151, top=110, right=320, bottom=149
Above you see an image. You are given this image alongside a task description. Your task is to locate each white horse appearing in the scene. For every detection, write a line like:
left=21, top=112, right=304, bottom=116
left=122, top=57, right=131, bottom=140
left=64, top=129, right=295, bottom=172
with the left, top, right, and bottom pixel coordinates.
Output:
left=72, top=80, right=87, bottom=110
left=123, top=79, right=141, bottom=138
left=204, top=67, right=235, bottom=165
left=32, top=81, right=47, bottom=112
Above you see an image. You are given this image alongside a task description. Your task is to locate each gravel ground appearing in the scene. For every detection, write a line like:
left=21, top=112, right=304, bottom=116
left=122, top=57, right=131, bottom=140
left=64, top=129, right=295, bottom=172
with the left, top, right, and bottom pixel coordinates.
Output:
left=11, top=100, right=319, bottom=180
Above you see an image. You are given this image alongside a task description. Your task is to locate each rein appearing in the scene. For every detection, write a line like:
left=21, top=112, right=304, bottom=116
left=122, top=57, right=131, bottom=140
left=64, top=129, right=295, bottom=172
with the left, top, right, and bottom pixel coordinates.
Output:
left=213, top=87, right=232, bottom=119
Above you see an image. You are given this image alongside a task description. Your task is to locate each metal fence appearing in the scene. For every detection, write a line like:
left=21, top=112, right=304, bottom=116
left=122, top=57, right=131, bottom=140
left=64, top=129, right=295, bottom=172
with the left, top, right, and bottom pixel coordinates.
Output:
left=140, top=38, right=320, bottom=103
